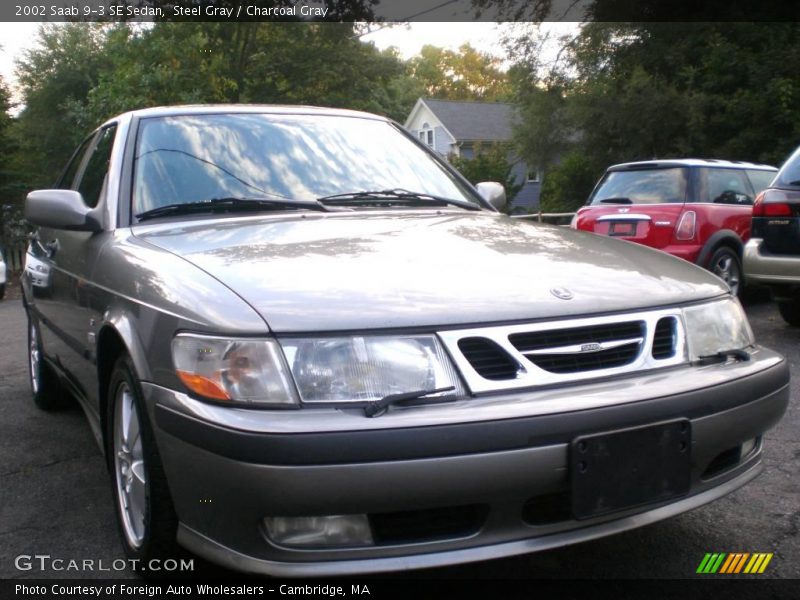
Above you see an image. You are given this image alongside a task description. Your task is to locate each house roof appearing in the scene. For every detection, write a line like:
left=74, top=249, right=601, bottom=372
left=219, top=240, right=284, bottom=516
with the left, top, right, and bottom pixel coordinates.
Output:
left=420, top=99, right=515, bottom=143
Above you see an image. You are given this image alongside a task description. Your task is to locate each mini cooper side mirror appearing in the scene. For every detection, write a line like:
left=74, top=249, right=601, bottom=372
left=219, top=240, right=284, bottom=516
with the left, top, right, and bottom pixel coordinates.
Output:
left=476, top=181, right=507, bottom=211
left=25, top=190, right=103, bottom=232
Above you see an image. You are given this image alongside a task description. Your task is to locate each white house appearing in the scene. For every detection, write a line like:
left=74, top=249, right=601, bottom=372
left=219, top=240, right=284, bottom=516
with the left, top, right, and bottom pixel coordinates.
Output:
left=404, top=98, right=541, bottom=212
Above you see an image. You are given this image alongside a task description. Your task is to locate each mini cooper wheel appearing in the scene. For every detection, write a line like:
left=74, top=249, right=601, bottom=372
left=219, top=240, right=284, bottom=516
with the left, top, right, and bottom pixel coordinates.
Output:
left=108, top=355, right=180, bottom=566
left=28, top=316, right=64, bottom=410
left=708, top=247, right=743, bottom=297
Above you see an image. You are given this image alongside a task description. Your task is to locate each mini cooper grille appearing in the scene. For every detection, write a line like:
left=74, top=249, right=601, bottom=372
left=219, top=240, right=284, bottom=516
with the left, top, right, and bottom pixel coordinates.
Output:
left=652, top=317, right=678, bottom=359
left=457, top=337, right=519, bottom=380
left=509, top=321, right=645, bottom=374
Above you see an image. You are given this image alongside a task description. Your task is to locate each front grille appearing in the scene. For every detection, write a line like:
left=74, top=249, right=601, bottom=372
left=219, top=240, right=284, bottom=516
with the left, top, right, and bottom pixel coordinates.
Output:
left=437, top=307, right=687, bottom=394
left=509, top=321, right=645, bottom=374
left=652, top=317, right=678, bottom=359
left=458, top=337, right=519, bottom=380
left=369, top=504, right=488, bottom=545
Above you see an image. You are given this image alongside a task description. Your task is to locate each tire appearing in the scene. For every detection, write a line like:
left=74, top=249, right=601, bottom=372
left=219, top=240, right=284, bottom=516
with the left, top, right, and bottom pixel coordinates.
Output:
left=0, top=283, right=5, bottom=300
left=27, top=316, right=66, bottom=410
left=107, top=355, right=181, bottom=571
left=778, top=299, right=800, bottom=327
left=707, top=246, right=743, bottom=297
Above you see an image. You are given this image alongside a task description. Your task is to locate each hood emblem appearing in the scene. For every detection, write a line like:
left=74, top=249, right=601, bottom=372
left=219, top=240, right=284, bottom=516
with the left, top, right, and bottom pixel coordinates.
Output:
left=618, top=207, right=630, bottom=213
left=550, top=287, right=574, bottom=300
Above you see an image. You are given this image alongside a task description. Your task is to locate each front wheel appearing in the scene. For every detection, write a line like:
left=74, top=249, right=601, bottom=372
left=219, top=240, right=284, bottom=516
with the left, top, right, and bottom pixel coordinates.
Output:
left=777, top=298, right=800, bottom=327
left=108, top=355, right=180, bottom=568
left=708, top=246, right=743, bottom=297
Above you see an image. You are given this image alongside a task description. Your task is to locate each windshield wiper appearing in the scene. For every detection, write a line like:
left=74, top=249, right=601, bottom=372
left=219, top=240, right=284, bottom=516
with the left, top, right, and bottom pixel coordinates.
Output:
left=136, top=196, right=329, bottom=221
left=364, top=386, right=456, bottom=418
left=318, top=189, right=481, bottom=211
left=598, top=197, right=633, bottom=204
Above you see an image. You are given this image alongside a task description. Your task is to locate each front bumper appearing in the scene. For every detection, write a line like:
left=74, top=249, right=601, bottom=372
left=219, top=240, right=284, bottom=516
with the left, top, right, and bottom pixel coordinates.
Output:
left=145, top=347, right=789, bottom=576
left=744, top=238, right=800, bottom=294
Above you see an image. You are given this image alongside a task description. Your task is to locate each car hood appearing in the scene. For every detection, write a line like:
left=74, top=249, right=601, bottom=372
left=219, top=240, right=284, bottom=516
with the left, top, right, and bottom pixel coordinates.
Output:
left=135, top=211, right=728, bottom=332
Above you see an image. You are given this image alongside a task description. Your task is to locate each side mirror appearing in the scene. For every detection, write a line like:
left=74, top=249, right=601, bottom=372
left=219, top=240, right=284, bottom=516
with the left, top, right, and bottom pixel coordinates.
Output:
left=25, top=190, right=102, bottom=232
left=476, top=181, right=507, bottom=211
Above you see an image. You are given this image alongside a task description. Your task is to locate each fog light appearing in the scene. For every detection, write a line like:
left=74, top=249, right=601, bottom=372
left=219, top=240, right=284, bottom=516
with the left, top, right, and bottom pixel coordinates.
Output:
left=263, top=515, right=373, bottom=548
left=741, top=437, right=758, bottom=458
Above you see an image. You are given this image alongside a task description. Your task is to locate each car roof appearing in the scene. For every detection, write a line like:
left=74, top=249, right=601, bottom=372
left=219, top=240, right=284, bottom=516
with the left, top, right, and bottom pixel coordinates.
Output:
left=608, top=158, right=777, bottom=172
left=107, top=104, right=389, bottom=124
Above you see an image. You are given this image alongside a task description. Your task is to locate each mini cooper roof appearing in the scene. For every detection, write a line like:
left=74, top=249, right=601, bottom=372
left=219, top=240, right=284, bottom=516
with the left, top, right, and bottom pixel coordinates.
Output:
left=607, top=159, right=777, bottom=171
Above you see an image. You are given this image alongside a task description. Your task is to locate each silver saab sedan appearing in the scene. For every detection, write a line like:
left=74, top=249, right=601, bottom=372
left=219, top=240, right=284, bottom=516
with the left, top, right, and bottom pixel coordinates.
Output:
left=21, top=105, right=789, bottom=576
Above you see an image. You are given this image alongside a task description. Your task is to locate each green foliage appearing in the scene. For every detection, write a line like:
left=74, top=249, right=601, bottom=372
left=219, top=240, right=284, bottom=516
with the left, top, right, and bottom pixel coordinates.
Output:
left=509, top=22, right=800, bottom=187
left=0, top=75, right=30, bottom=249
left=408, top=44, right=510, bottom=101
left=538, top=151, right=600, bottom=213
left=449, top=143, right=523, bottom=204
left=14, top=24, right=111, bottom=188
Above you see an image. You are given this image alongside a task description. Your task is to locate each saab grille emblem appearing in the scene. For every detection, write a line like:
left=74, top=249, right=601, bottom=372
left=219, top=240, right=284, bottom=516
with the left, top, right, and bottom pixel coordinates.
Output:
left=550, top=287, right=573, bottom=300
left=581, top=343, right=602, bottom=352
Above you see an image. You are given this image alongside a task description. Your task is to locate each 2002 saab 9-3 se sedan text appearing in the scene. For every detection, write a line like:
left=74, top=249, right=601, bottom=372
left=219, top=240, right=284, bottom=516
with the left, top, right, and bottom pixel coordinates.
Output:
left=21, top=106, right=789, bottom=576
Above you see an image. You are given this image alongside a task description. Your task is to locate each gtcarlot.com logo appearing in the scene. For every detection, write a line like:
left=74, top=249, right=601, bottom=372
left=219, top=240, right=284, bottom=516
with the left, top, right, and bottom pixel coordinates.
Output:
left=696, top=552, right=773, bottom=574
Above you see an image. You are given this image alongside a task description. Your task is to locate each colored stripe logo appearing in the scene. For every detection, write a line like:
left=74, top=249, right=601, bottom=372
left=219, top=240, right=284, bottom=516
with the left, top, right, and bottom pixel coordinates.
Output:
left=696, top=552, right=773, bottom=574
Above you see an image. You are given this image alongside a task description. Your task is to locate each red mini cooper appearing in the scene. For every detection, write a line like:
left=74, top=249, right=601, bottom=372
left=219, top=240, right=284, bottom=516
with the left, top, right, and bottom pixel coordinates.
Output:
left=572, top=159, right=777, bottom=295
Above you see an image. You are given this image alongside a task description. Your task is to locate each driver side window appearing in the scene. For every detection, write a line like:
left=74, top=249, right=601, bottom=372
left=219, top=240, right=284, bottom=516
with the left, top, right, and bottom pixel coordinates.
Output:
left=55, top=135, right=96, bottom=190
left=76, top=125, right=118, bottom=209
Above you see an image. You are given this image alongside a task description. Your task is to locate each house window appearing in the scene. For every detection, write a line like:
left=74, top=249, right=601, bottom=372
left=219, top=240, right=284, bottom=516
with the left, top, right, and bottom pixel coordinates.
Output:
left=526, top=168, right=541, bottom=183
left=418, top=123, right=434, bottom=147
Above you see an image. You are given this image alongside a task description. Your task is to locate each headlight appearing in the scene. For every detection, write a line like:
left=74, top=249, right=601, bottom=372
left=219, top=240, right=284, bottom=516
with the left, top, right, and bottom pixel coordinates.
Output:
left=281, top=335, right=465, bottom=404
left=171, top=334, right=299, bottom=406
left=682, top=298, right=754, bottom=361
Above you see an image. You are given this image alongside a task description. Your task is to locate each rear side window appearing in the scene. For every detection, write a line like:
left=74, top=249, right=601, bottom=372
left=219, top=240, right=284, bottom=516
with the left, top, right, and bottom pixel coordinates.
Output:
left=698, top=168, right=754, bottom=205
left=77, top=125, right=117, bottom=208
left=746, top=169, right=776, bottom=194
left=589, top=168, right=687, bottom=205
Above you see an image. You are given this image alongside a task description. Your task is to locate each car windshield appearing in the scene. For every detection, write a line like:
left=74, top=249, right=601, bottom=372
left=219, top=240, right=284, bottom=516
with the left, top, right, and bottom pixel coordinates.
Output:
left=132, top=113, right=481, bottom=215
left=589, top=167, right=688, bottom=205
left=773, top=146, right=800, bottom=188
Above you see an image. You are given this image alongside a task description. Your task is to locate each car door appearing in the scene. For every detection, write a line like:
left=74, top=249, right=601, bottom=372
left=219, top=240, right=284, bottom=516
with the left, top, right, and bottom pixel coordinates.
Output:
left=34, top=124, right=118, bottom=415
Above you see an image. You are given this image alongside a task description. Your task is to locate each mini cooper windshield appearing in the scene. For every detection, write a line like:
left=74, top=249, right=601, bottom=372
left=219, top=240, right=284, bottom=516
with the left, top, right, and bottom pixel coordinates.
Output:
left=133, top=113, right=482, bottom=218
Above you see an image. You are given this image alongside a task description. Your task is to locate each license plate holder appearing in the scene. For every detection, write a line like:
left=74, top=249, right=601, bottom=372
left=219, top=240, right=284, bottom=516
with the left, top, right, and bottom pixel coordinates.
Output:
left=571, top=420, right=691, bottom=520
left=608, top=221, right=637, bottom=236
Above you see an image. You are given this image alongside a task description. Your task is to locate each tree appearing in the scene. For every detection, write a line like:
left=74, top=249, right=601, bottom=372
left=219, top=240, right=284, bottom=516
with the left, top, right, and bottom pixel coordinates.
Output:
left=537, top=151, right=599, bottom=213
left=0, top=74, right=25, bottom=251
left=449, top=143, right=523, bottom=206
left=408, top=44, right=510, bottom=101
left=14, top=24, right=111, bottom=188
left=508, top=22, right=800, bottom=190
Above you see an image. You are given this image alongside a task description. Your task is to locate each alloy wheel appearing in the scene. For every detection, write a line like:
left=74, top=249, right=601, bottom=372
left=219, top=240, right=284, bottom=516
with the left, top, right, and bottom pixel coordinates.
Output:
left=712, top=253, right=741, bottom=296
left=113, top=382, right=147, bottom=549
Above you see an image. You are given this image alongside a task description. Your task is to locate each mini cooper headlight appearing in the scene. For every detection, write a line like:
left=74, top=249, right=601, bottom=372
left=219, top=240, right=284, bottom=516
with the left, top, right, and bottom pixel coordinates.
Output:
left=682, top=298, right=754, bottom=362
left=171, top=334, right=299, bottom=406
left=280, top=335, right=465, bottom=404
